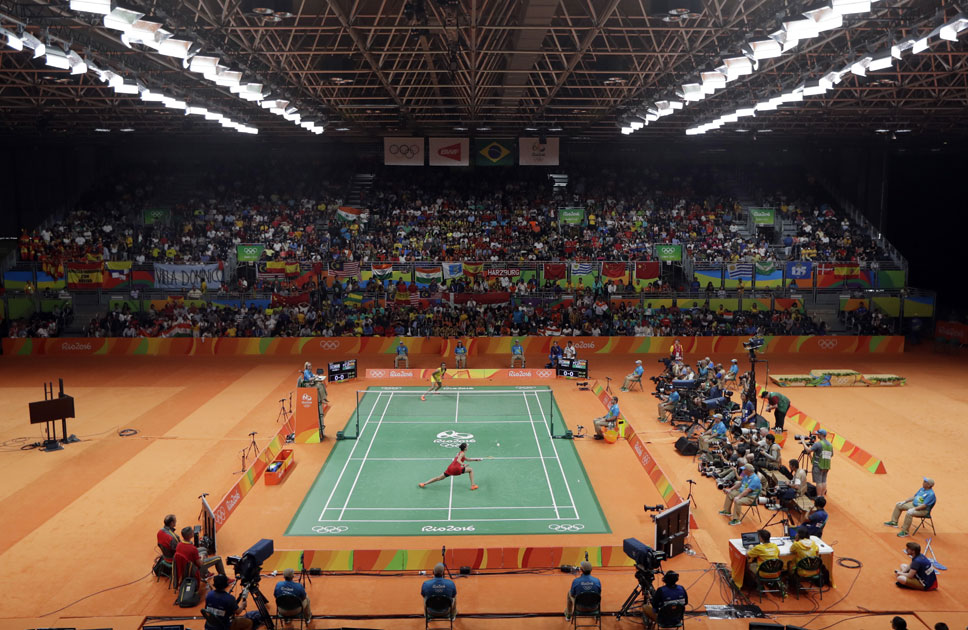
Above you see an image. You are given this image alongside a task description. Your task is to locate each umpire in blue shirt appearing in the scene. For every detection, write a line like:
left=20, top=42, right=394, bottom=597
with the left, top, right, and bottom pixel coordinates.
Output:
left=274, top=568, right=312, bottom=621
left=644, top=571, right=688, bottom=626
left=421, top=563, right=457, bottom=620
left=565, top=561, right=601, bottom=621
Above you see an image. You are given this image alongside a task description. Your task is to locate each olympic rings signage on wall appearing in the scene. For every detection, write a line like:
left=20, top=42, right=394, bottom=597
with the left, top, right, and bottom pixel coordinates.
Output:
left=318, top=340, right=341, bottom=350
left=384, top=137, right=425, bottom=165
left=818, top=339, right=838, bottom=350
left=548, top=523, right=584, bottom=532
left=311, top=525, right=349, bottom=534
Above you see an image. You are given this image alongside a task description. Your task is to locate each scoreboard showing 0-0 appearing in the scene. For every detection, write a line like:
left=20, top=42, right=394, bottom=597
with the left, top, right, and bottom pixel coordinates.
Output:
left=556, top=358, right=588, bottom=379
left=327, top=359, right=358, bottom=383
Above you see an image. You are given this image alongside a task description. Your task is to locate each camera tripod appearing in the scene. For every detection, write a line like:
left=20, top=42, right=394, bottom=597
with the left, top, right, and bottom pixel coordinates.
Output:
left=234, top=432, right=259, bottom=474
left=277, top=394, right=295, bottom=443
left=615, top=566, right=658, bottom=621
left=237, top=579, right=274, bottom=630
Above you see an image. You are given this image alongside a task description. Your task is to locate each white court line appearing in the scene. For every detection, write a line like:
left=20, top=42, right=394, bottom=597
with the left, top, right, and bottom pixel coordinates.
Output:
left=317, top=517, right=580, bottom=523
left=449, top=391, right=459, bottom=521
left=337, top=392, right=394, bottom=521
left=348, top=457, right=559, bottom=461
left=523, top=392, right=559, bottom=519
left=532, top=391, right=579, bottom=519
left=320, top=506, right=563, bottom=511
left=317, top=392, right=384, bottom=522
left=382, top=420, right=534, bottom=424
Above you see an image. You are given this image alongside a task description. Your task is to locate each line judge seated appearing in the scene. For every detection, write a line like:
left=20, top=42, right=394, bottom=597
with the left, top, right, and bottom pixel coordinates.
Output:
left=394, top=340, right=409, bottom=367
left=421, top=563, right=457, bottom=621
left=564, top=561, right=601, bottom=622
left=274, top=568, right=312, bottom=622
left=510, top=339, right=526, bottom=367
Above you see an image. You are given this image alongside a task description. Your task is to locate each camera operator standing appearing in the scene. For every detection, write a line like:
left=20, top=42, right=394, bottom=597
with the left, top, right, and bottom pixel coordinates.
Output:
left=760, top=390, right=791, bottom=433
left=805, top=429, right=833, bottom=497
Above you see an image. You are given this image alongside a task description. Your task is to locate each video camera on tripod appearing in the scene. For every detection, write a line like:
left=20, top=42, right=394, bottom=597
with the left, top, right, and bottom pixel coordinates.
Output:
left=226, top=539, right=275, bottom=630
left=795, top=433, right=818, bottom=448
left=616, top=538, right=666, bottom=621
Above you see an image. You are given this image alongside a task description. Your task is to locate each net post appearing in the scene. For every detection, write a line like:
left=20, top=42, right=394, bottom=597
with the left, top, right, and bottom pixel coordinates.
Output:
left=550, top=386, right=573, bottom=440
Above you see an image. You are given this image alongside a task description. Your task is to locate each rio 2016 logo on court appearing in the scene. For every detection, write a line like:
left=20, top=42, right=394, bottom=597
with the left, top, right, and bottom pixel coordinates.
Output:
left=434, top=430, right=475, bottom=448
left=421, top=525, right=475, bottom=532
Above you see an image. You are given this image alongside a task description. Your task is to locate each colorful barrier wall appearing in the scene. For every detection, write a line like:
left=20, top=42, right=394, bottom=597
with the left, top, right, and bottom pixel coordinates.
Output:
left=935, top=321, right=968, bottom=344
left=1, top=335, right=905, bottom=357
left=363, top=368, right=557, bottom=380
left=212, top=423, right=291, bottom=531
left=758, top=387, right=887, bottom=474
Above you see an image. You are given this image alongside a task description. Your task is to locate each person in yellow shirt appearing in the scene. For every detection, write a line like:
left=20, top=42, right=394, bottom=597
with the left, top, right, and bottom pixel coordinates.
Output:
left=788, top=527, right=820, bottom=574
left=746, top=529, right=780, bottom=575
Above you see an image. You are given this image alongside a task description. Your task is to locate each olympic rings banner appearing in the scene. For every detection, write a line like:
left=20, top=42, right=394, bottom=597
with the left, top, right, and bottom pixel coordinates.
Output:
left=384, top=137, right=424, bottom=166
left=2, top=335, right=904, bottom=357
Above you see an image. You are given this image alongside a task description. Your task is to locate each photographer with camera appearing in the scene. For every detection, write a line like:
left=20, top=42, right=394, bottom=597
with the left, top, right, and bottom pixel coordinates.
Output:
left=720, top=465, right=762, bottom=526
left=698, top=414, right=728, bottom=453
left=754, top=433, right=783, bottom=471
left=760, top=390, right=791, bottom=433
left=203, top=575, right=252, bottom=630
left=656, top=387, right=680, bottom=424
left=804, top=429, right=833, bottom=497
left=643, top=571, right=688, bottom=628
left=788, top=496, right=828, bottom=538
left=778, top=458, right=808, bottom=505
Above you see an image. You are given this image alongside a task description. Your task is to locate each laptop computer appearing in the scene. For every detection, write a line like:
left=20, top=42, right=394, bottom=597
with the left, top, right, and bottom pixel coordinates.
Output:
left=741, top=532, right=759, bottom=549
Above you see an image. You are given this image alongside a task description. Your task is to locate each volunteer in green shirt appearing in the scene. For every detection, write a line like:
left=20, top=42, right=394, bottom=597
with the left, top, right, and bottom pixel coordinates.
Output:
left=760, top=390, right=791, bottom=432
left=807, top=429, right=833, bottom=497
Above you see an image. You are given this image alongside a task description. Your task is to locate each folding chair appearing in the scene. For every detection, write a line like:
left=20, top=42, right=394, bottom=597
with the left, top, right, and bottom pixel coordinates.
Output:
left=154, top=543, right=174, bottom=586
left=911, top=502, right=937, bottom=537
left=571, top=591, right=602, bottom=630
left=628, top=375, right=644, bottom=392
left=753, top=559, right=786, bottom=602
left=276, top=593, right=308, bottom=629
left=740, top=496, right=763, bottom=523
left=790, top=556, right=824, bottom=600
left=653, top=602, right=685, bottom=630
left=424, top=594, right=454, bottom=630
left=200, top=608, right=224, bottom=630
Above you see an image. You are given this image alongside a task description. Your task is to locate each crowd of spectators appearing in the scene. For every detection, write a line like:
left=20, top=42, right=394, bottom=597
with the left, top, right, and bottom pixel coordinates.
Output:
left=4, top=303, right=73, bottom=338
left=840, top=303, right=897, bottom=335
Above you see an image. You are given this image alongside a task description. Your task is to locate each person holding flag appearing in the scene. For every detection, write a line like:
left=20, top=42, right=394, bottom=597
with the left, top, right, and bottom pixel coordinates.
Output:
left=421, top=363, right=447, bottom=401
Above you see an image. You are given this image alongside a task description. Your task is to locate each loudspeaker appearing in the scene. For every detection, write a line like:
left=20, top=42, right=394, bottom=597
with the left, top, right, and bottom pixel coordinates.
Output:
left=674, top=437, right=699, bottom=456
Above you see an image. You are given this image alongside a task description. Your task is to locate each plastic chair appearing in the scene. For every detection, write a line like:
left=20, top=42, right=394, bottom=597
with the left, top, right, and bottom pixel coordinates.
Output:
left=571, top=591, right=602, bottom=630
left=654, top=602, right=686, bottom=629
left=201, top=608, right=227, bottom=630
left=791, top=556, right=824, bottom=600
left=911, top=503, right=937, bottom=537
left=154, top=543, right=174, bottom=585
left=753, top=558, right=786, bottom=602
left=424, top=594, right=454, bottom=629
left=276, top=593, right=308, bottom=628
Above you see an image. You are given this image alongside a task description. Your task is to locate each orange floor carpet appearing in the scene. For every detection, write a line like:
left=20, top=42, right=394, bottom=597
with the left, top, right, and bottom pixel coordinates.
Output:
left=0, top=349, right=964, bottom=630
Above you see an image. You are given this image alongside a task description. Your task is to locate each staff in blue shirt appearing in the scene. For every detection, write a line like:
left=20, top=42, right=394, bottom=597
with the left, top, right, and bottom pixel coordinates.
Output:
left=564, top=561, right=601, bottom=621
left=421, top=563, right=457, bottom=620
left=885, top=477, right=937, bottom=537
left=510, top=339, right=526, bottom=367
left=394, top=340, right=409, bottom=367
left=896, top=541, right=938, bottom=590
left=699, top=414, right=728, bottom=452
left=721, top=465, right=762, bottom=525
left=788, top=496, right=828, bottom=538
left=454, top=340, right=468, bottom=368
left=645, top=571, right=688, bottom=626
left=274, top=568, right=311, bottom=621
left=657, top=388, right=681, bottom=423
left=621, top=360, right=645, bottom=391
left=548, top=340, right=563, bottom=367
left=593, top=396, right=621, bottom=440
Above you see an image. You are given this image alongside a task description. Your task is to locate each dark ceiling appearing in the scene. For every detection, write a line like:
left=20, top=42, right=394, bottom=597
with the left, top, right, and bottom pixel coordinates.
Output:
left=1, top=0, right=966, bottom=138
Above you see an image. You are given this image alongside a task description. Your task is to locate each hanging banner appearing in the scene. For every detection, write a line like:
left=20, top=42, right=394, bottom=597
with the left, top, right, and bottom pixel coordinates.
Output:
left=102, top=261, right=132, bottom=289
left=519, top=137, right=560, bottom=165
left=475, top=139, right=514, bottom=166
left=559, top=207, right=585, bottom=224
left=428, top=138, right=470, bottom=166
left=749, top=208, right=775, bottom=225
left=337, top=207, right=365, bottom=222
left=654, top=244, right=682, bottom=262
left=383, top=137, right=424, bottom=166
left=415, top=267, right=442, bottom=284
left=67, top=262, right=104, bottom=289
left=154, top=263, right=224, bottom=289
left=442, top=263, right=463, bottom=279
left=143, top=208, right=171, bottom=225
left=236, top=244, right=265, bottom=262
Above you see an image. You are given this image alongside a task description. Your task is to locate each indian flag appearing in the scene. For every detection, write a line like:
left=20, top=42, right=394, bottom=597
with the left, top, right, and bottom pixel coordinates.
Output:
left=337, top=206, right=364, bottom=222
left=371, top=264, right=394, bottom=280
left=415, top=267, right=442, bottom=284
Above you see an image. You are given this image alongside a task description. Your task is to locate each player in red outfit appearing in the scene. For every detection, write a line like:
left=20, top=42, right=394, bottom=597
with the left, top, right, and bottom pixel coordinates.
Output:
left=419, top=442, right=480, bottom=490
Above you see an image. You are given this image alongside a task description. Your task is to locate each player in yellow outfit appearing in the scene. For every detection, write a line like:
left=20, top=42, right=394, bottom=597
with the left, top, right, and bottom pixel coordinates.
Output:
left=421, top=363, right=447, bottom=401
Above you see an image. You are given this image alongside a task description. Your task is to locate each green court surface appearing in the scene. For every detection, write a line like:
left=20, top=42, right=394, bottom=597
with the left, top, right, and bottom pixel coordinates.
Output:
left=286, top=386, right=610, bottom=537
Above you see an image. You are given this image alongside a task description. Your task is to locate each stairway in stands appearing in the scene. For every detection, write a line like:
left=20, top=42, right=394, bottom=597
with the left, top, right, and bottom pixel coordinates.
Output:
left=63, top=293, right=103, bottom=336
left=803, top=294, right=845, bottom=333
left=346, top=173, right=375, bottom=208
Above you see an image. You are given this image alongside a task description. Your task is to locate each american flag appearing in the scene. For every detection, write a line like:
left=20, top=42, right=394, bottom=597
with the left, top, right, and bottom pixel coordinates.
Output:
left=332, top=261, right=361, bottom=279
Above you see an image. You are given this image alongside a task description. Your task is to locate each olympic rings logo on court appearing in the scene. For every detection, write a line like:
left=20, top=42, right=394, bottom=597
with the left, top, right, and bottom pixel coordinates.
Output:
left=548, top=524, right=585, bottom=532
left=311, top=525, right=349, bottom=534
left=318, top=340, right=341, bottom=350
left=388, top=144, right=421, bottom=158
left=818, top=339, right=838, bottom=350
left=434, top=430, right=475, bottom=448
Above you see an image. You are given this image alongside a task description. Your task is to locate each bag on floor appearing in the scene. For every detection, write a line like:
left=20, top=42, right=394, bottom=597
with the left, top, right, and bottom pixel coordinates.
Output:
left=175, top=576, right=202, bottom=608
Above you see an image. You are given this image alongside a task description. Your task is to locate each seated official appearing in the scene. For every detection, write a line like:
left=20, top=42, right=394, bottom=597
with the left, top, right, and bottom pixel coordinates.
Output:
left=657, top=388, right=680, bottom=423
left=698, top=414, right=728, bottom=453
left=421, top=563, right=457, bottom=621
left=548, top=340, right=563, bottom=368
left=564, top=561, right=601, bottom=622
left=788, top=527, right=820, bottom=574
left=720, top=466, right=762, bottom=526
left=789, top=497, right=828, bottom=538
left=454, top=340, right=468, bottom=368
left=621, top=360, right=644, bottom=391
left=895, top=541, right=937, bottom=590
left=175, top=526, right=226, bottom=582
left=394, top=341, right=409, bottom=367
left=203, top=575, right=252, bottom=630
left=746, top=529, right=780, bottom=574
left=300, top=361, right=328, bottom=417
left=885, top=477, right=936, bottom=538
left=593, top=396, right=621, bottom=440
left=643, top=571, right=687, bottom=625
left=563, top=341, right=577, bottom=360
left=274, top=568, right=311, bottom=621
left=510, top=339, right=526, bottom=367
left=157, top=514, right=179, bottom=560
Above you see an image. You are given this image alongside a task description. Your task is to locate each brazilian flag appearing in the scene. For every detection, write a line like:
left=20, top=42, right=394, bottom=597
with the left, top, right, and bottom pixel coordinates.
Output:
left=475, top=138, right=515, bottom=166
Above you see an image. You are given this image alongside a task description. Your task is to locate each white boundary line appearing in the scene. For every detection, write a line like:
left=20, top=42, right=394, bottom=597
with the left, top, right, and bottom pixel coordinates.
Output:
left=318, top=517, right=580, bottom=523
left=448, top=391, right=459, bottom=521
left=348, top=456, right=558, bottom=461
left=532, top=390, right=580, bottom=519
left=321, top=506, right=563, bottom=511
left=337, top=392, right=393, bottom=521
left=523, top=392, right=559, bottom=519
left=316, top=391, right=383, bottom=522
left=381, top=420, right=534, bottom=424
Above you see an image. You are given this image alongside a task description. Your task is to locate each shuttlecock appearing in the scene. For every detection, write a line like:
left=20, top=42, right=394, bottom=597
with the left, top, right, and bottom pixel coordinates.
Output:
left=496, top=442, right=501, bottom=446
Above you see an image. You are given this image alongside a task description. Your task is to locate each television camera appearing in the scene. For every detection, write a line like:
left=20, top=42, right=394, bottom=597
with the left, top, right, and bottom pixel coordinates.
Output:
left=226, top=539, right=275, bottom=630
left=795, top=433, right=818, bottom=448
left=616, top=538, right=666, bottom=621
left=743, top=336, right=765, bottom=351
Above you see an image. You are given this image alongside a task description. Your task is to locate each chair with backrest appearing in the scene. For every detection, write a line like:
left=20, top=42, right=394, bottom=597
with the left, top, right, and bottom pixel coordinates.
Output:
left=739, top=494, right=763, bottom=524
left=276, top=593, right=307, bottom=629
left=790, top=556, right=824, bottom=600
left=753, top=558, right=786, bottom=602
left=628, top=375, right=644, bottom=391
left=911, top=502, right=937, bottom=536
left=654, top=601, right=686, bottom=630
left=200, top=608, right=230, bottom=630
left=424, top=594, right=454, bottom=630
left=172, top=551, right=200, bottom=591
left=154, top=543, right=175, bottom=586
left=571, top=591, right=602, bottom=630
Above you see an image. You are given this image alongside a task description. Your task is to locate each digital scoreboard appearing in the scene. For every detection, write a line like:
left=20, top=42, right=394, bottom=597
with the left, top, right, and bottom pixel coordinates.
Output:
left=327, top=359, right=358, bottom=382
left=556, top=358, right=588, bottom=378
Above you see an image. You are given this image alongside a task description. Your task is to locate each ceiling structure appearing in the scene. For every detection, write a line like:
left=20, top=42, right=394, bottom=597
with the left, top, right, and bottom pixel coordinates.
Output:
left=0, top=0, right=966, bottom=138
